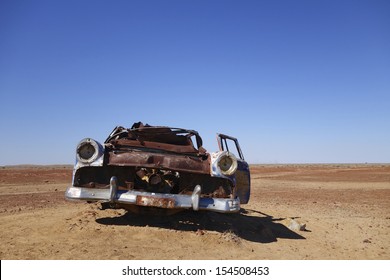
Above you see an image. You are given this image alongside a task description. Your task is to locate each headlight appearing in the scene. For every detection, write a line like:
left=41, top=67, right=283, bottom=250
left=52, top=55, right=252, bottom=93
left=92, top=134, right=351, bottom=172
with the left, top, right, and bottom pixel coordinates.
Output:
left=218, top=153, right=238, bottom=176
left=76, top=138, right=103, bottom=164
left=211, top=151, right=238, bottom=177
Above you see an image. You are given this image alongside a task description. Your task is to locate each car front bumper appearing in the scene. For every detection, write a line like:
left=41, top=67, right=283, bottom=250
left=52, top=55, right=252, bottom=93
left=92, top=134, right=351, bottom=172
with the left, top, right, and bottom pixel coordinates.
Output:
left=65, top=176, right=240, bottom=213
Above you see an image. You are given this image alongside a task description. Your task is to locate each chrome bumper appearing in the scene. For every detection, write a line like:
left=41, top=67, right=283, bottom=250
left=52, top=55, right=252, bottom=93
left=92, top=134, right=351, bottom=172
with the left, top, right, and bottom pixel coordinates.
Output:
left=65, top=177, right=240, bottom=213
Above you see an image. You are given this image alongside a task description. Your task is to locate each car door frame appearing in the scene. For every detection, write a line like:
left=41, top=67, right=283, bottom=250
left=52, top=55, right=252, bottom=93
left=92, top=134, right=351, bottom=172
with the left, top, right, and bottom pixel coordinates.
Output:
left=217, top=134, right=250, bottom=204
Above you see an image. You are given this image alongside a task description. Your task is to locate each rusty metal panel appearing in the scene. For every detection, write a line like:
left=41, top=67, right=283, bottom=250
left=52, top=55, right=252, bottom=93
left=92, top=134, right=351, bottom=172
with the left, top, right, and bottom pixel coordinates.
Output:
left=136, top=195, right=175, bottom=208
left=108, top=151, right=210, bottom=174
left=111, top=139, right=200, bottom=154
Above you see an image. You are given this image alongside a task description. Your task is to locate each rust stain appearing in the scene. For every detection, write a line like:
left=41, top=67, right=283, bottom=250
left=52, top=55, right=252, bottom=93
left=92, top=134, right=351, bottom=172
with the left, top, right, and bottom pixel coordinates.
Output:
left=136, top=195, right=175, bottom=209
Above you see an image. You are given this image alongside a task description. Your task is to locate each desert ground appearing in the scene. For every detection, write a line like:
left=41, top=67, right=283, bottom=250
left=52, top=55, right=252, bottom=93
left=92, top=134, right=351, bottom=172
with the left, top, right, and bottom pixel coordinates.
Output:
left=0, top=164, right=389, bottom=260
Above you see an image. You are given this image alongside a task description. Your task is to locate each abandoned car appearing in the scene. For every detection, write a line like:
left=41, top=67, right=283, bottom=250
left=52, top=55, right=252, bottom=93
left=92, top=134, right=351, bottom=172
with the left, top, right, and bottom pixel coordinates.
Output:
left=65, top=122, right=250, bottom=213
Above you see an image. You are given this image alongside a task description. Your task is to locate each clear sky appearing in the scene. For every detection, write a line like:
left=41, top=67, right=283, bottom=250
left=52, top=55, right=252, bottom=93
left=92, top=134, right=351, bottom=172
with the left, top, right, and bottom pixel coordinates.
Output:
left=0, top=0, right=389, bottom=165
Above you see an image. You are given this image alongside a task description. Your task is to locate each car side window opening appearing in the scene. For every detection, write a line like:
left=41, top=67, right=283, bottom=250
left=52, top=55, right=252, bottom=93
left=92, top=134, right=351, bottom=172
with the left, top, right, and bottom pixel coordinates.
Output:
left=218, top=135, right=244, bottom=160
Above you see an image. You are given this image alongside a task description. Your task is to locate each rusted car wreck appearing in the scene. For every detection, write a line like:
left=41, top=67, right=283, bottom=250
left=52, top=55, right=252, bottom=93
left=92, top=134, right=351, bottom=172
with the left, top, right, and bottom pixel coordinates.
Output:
left=65, top=122, right=250, bottom=213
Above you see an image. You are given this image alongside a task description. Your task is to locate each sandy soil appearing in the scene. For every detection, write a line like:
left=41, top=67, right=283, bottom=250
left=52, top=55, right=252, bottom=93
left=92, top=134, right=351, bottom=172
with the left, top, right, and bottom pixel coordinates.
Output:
left=0, top=164, right=389, bottom=260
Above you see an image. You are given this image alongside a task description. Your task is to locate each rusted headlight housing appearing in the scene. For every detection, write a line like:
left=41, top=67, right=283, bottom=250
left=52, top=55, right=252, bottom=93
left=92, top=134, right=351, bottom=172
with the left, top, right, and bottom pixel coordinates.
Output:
left=217, top=152, right=238, bottom=176
left=76, top=138, right=103, bottom=164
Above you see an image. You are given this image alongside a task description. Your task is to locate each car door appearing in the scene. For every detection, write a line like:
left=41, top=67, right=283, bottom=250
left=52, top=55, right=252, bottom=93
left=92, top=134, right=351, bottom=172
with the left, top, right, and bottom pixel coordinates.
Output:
left=217, top=134, right=250, bottom=204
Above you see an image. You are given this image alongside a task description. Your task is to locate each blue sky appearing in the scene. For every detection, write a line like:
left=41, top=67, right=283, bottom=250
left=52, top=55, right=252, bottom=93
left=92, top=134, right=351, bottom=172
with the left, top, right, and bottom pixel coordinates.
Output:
left=0, top=0, right=389, bottom=165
